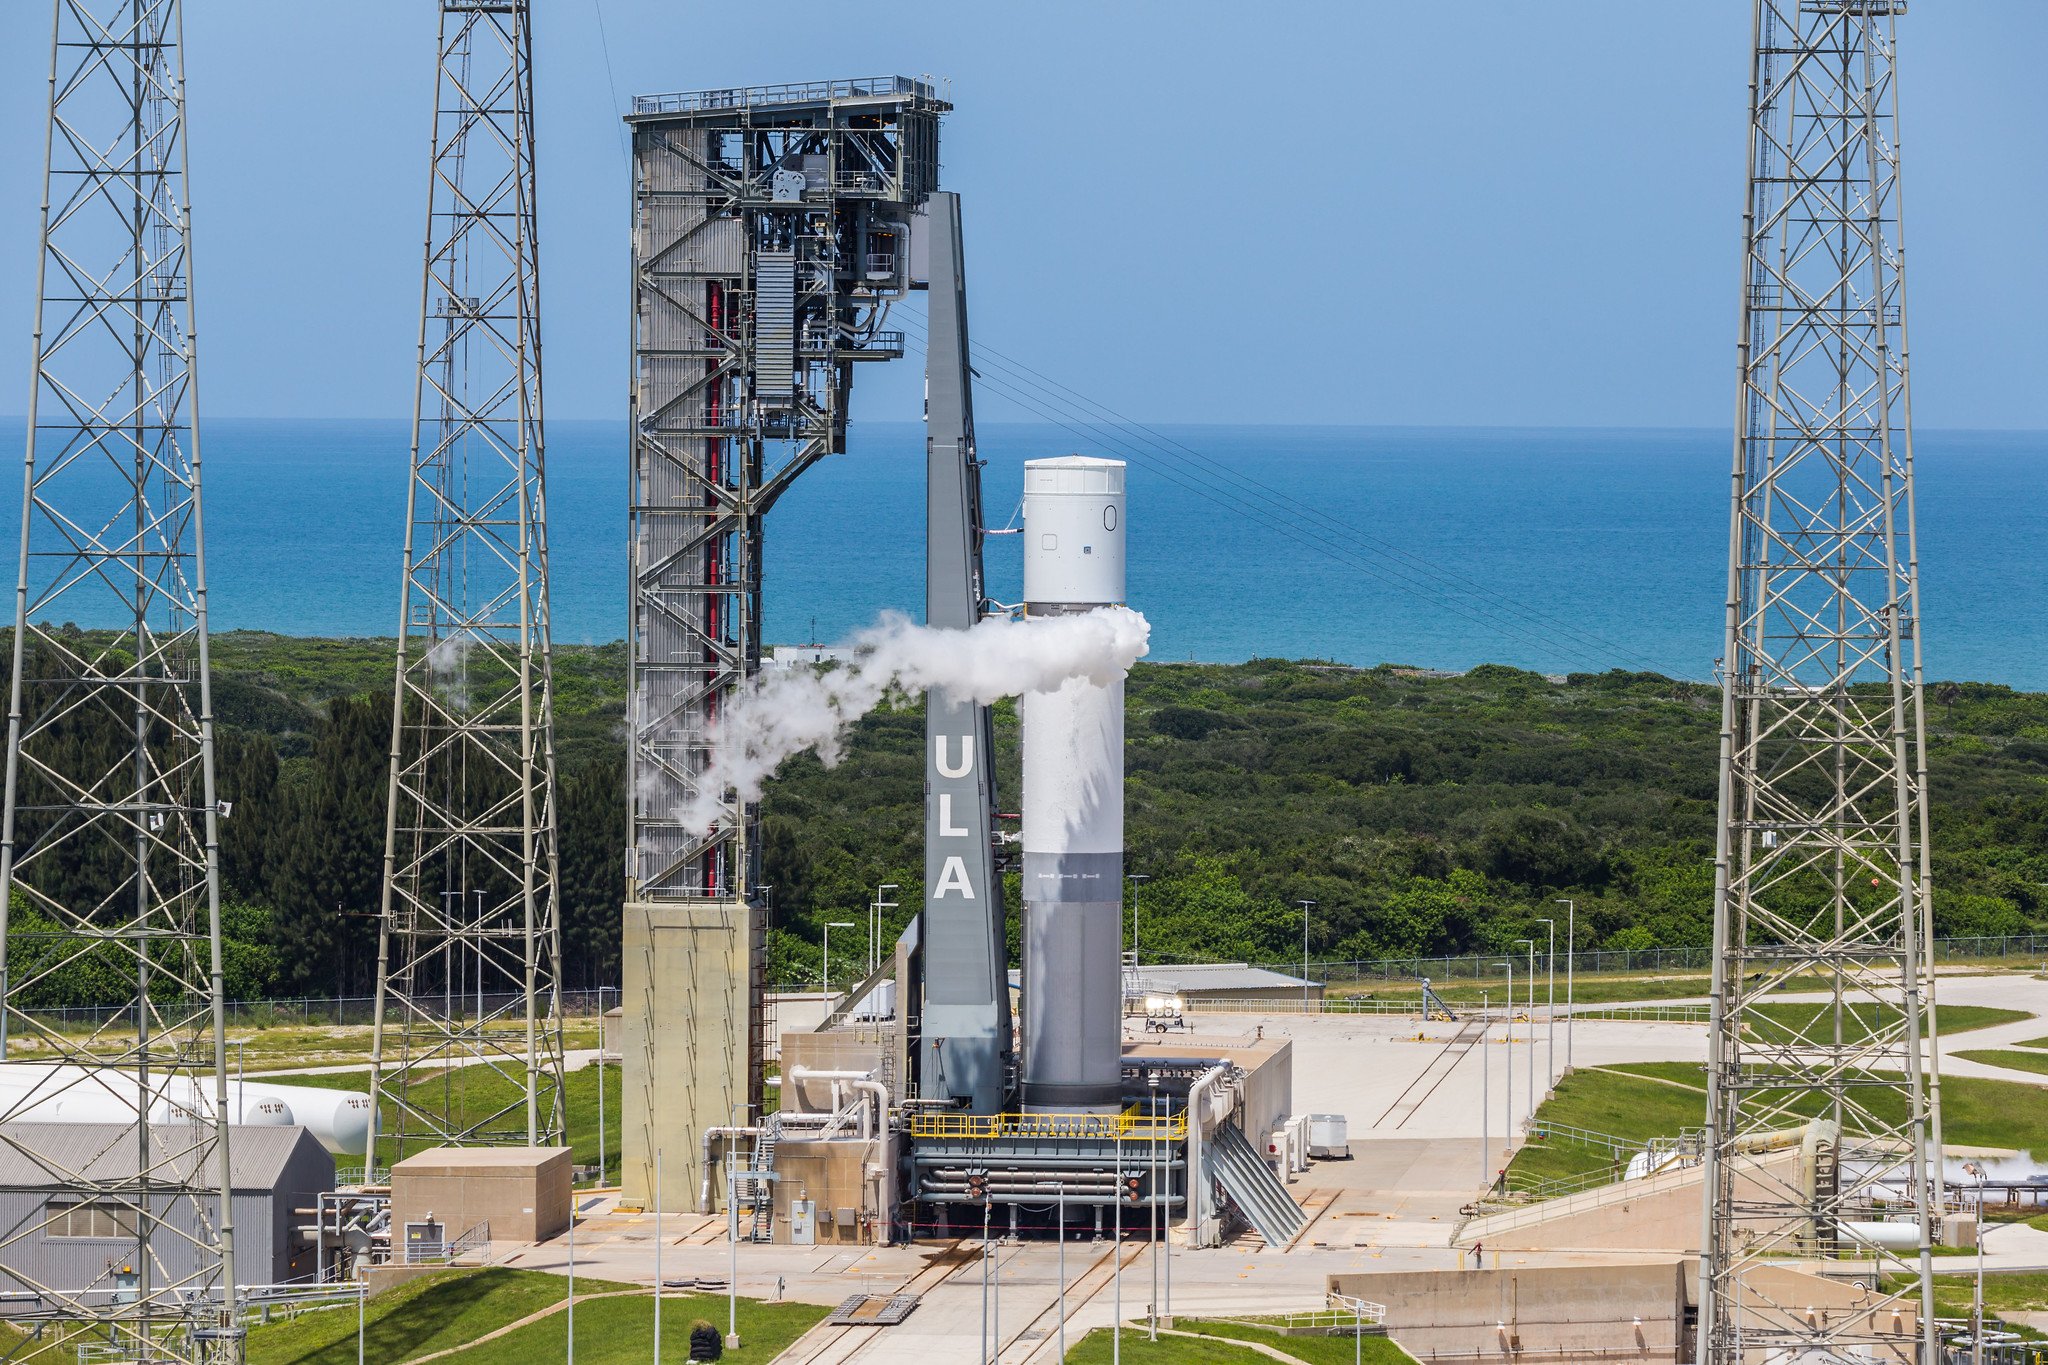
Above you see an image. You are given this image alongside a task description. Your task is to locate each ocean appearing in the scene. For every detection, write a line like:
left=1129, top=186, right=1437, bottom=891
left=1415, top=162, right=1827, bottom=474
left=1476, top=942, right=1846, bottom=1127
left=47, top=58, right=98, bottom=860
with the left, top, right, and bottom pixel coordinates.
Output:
left=0, top=417, right=2040, bottom=688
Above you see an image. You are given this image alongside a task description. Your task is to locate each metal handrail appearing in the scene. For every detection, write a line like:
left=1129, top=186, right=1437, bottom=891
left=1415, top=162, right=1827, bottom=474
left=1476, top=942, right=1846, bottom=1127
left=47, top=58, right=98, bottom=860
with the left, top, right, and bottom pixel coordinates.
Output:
left=907, top=1107, right=1187, bottom=1141
left=1526, top=1121, right=1642, bottom=1157
left=633, top=77, right=936, bottom=117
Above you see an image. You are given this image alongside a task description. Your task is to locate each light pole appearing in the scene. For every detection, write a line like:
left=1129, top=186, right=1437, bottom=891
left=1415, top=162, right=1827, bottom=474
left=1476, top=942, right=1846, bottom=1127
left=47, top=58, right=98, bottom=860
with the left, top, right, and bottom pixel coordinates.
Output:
left=596, top=986, right=608, bottom=1189
left=1332, top=1292, right=1373, bottom=1365
left=1968, top=1160, right=1990, bottom=1365
left=1515, top=938, right=1536, bottom=1123
left=1125, top=873, right=1151, bottom=967
left=1536, top=917, right=1555, bottom=1096
left=725, top=1100, right=753, bottom=1351
left=869, top=883, right=898, bottom=976
left=1148, top=1074, right=1160, bottom=1341
left=566, top=1179, right=576, bottom=1365
left=1498, top=960, right=1514, bottom=1152
left=1037, top=1180, right=1068, bottom=1361
left=822, top=921, right=856, bottom=996
left=1296, top=900, right=1318, bottom=1011
left=657, top=1146, right=665, bottom=1362
left=1481, top=988, right=1490, bottom=1194
left=1114, top=1128, right=1124, bottom=1365
left=981, top=1194, right=994, bottom=1365
left=1555, top=899, right=1575, bottom=1071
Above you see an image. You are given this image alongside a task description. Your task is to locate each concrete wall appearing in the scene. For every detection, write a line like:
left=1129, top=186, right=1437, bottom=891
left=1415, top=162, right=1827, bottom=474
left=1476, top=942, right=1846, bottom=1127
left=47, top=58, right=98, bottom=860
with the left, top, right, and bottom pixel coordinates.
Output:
left=1333, top=1260, right=1689, bottom=1365
left=621, top=900, right=752, bottom=1212
left=390, top=1146, right=572, bottom=1244
left=1457, top=1151, right=1807, bottom=1254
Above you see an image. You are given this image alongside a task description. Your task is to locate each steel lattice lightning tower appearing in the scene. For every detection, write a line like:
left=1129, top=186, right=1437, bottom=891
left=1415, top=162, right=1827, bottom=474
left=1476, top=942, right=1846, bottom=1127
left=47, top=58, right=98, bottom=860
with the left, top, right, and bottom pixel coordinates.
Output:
left=368, top=0, right=565, bottom=1169
left=1698, top=4, right=1940, bottom=1362
left=0, top=0, right=240, bottom=1359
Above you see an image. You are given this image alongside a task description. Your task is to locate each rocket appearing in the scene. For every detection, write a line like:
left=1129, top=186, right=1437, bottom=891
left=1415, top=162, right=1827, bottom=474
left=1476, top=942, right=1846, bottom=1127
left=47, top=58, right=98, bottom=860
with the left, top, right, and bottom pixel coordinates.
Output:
left=1018, top=456, right=1127, bottom=1111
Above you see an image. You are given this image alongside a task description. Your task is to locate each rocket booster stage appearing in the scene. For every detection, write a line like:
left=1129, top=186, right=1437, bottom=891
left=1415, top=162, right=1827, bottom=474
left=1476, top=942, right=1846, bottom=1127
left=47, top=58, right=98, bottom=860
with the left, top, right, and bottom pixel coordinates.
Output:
left=1019, top=456, right=1127, bottom=1111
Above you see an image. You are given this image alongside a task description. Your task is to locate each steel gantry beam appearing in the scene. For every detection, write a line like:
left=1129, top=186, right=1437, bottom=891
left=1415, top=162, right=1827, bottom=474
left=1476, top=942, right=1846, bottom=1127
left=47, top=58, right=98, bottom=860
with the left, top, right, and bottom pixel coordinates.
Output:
left=368, top=0, right=565, bottom=1170
left=1698, top=3, right=1940, bottom=1363
left=619, top=77, right=944, bottom=1211
left=0, top=0, right=240, bottom=1359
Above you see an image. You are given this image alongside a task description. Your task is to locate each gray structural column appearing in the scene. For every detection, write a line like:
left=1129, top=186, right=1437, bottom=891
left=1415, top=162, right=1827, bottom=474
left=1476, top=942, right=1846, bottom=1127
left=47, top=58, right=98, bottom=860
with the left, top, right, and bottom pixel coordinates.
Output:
left=920, top=192, right=1012, bottom=1113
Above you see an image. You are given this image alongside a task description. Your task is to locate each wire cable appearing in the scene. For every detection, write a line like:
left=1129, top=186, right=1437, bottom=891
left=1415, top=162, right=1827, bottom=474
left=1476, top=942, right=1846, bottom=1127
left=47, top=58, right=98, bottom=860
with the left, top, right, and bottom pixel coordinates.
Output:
left=896, top=316, right=1647, bottom=670
left=901, top=311, right=1662, bottom=671
left=896, top=312, right=1663, bottom=673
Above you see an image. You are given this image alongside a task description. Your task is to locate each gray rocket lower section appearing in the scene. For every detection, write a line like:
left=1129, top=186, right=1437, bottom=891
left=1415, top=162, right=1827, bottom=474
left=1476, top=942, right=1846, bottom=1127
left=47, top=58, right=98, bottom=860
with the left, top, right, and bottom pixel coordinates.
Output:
left=919, top=191, right=1010, bottom=1114
left=1021, top=851, right=1124, bottom=1110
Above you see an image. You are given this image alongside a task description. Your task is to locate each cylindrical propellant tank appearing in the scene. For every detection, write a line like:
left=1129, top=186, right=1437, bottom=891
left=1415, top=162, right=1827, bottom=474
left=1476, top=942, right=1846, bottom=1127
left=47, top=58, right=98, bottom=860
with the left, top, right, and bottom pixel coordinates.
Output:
left=1019, top=456, right=1126, bottom=1111
left=0, top=1064, right=376, bottom=1154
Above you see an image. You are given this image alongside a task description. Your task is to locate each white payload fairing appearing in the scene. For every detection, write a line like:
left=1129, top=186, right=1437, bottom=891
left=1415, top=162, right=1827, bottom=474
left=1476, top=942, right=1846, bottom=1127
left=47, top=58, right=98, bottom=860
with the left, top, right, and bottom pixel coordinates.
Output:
left=1018, top=456, right=1127, bottom=1111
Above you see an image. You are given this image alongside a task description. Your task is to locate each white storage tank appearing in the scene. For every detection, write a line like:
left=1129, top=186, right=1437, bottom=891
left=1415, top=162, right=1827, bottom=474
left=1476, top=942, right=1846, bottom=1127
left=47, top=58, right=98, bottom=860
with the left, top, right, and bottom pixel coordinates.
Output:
left=1019, top=456, right=1127, bottom=1112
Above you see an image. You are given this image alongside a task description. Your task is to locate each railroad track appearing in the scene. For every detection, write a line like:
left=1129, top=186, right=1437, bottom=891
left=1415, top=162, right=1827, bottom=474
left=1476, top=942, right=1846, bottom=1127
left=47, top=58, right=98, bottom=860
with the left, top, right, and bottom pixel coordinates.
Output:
left=1373, top=1017, right=1484, bottom=1129
left=997, top=1239, right=1147, bottom=1364
left=773, top=1240, right=982, bottom=1364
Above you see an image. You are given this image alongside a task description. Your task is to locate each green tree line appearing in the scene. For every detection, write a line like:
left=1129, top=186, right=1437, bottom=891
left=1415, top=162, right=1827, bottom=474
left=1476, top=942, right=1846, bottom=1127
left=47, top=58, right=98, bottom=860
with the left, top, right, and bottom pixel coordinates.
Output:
left=11, top=631, right=2048, bottom=999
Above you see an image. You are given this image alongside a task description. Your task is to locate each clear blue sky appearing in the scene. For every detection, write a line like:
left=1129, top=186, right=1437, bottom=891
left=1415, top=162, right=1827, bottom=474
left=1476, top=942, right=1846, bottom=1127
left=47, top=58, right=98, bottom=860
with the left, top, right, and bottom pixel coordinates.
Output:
left=2, top=1, right=2046, bottom=428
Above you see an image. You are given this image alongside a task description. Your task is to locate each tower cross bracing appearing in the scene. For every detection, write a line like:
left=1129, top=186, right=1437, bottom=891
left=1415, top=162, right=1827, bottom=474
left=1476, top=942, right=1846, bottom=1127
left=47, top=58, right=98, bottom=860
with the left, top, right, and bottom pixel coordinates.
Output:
left=1699, top=3, right=1939, bottom=1362
left=369, top=0, right=565, bottom=1168
left=0, top=0, right=240, bottom=1359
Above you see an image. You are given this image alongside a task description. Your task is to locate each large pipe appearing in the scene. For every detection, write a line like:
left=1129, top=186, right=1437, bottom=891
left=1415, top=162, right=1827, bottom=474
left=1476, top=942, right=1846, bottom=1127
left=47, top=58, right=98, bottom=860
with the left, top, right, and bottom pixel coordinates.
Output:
left=1183, top=1063, right=1229, bottom=1244
left=1019, top=456, right=1127, bottom=1112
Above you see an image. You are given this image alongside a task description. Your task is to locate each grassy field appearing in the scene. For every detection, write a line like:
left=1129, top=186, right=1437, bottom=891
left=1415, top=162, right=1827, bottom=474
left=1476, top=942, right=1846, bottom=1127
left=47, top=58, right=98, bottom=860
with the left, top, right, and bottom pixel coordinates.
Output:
left=1509, top=1062, right=2048, bottom=1188
left=1177, top=1320, right=1416, bottom=1365
left=242, top=1268, right=820, bottom=1365
left=424, top=1289, right=824, bottom=1363
left=1065, top=1329, right=1275, bottom=1362
left=1334, top=974, right=1713, bottom=1007
left=1956, top=1049, right=2048, bottom=1078
left=1749, top=1003, right=2028, bottom=1045
left=286, top=1061, right=627, bottom=1179
left=245, top=1267, right=629, bottom=1364
left=1064, top=1322, right=1415, bottom=1364
left=1906, top=1271, right=2048, bottom=1319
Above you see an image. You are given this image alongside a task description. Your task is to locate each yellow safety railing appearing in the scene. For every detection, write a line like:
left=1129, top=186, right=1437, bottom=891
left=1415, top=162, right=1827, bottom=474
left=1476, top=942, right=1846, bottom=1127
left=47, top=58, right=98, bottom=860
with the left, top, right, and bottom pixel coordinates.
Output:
left=906, top=1106, right=1186, bottom=1142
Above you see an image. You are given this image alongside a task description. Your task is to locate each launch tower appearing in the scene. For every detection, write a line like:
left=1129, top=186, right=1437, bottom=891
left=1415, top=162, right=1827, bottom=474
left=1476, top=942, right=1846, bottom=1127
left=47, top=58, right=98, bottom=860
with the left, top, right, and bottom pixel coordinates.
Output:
left=621, top=78, right=944, bottom=1210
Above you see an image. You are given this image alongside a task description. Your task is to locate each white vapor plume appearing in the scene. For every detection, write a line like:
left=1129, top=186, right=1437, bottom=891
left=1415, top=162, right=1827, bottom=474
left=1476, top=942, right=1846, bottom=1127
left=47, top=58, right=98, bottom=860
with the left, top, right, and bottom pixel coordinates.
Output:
left=673, top=606, right=1149, bottom=835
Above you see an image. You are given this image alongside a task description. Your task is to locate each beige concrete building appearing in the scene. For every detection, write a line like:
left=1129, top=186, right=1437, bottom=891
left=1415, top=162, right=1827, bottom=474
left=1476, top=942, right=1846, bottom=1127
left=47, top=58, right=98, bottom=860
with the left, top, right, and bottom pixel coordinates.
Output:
left=390, top=1145, right=573, bottom=1245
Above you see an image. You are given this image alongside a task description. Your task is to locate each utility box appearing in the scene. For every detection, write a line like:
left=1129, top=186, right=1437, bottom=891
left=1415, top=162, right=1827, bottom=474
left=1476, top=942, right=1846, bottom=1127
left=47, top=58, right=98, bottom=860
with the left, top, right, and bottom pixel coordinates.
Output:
left=391, top=1146, right=573, bottom=1245
left=1308, top=1113, right=1350, bottom=1160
